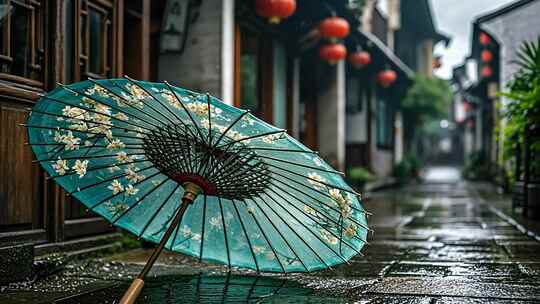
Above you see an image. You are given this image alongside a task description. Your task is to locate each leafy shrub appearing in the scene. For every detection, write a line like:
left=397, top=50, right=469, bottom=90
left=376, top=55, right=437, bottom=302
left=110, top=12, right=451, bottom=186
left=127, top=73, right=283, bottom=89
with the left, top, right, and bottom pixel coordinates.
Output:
left=462, top=151, right=492, bottom=181
left=347, top=166, right=374, bottom=189
left=393, top=154, right=423, bottom=184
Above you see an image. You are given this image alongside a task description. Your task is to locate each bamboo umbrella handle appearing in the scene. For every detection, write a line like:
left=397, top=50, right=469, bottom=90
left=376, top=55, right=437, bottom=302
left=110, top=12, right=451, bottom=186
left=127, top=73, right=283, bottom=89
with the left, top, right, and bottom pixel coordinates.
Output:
left=119, top=183, right=201, bottom=304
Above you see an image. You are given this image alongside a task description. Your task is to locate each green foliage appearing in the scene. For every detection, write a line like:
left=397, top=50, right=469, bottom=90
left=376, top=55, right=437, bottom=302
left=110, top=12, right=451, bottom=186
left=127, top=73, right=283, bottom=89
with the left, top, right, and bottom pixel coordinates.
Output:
left=402, top=75, right=453, bottom=143
left=347, top=166, right=374, bottom=189
left=499, top=37, right=540, bottom=178
left=462, top=151, right=493, bottom=181
left=393, top=154, right=423, bottom=184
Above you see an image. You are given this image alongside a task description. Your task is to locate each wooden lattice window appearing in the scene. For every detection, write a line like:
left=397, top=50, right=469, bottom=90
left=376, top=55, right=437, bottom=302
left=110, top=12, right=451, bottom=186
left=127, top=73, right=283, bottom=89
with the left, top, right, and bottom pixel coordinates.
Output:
left=74, top=0, right=116, bottom=80
left=0, top=0, right=45, bottom=85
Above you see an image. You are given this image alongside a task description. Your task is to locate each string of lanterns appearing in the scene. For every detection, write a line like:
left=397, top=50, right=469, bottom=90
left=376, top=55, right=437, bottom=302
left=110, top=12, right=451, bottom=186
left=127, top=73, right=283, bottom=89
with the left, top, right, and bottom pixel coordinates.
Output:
left=255, top=0, right=397, bottom=87
left=478, top=31, right=494, bottom=79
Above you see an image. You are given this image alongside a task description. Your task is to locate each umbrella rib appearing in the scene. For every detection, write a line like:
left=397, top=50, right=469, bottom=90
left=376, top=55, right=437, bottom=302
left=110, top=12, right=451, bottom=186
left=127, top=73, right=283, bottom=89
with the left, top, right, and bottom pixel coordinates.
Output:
left=122, top=76, right=187, bottom=124
left=255, top=195, right=331, bottom=270
left=89, top=78, right=178, bottom=127
left=270, top=178, right=370, bottom=233
left=38, top=95, right=156, bottom=133
left=76, top=164, right=155, bottom=195
left=25, top=124, right=146, bottom=142
left=111, top=177, right=171, bottom=224
left=35, top=151, right=146, bottom=163
left=210, top=110, right=250, bottom=148
left=217, top=196, right=232, bottom=268
left=205, top=93, right=213, bottom=145
left=199, top=194, right=207, bottom=262
left=48, top=158, right=148, bottom=180
left=29, top=108, right=152, bottom=137
left=262, top=191, right=347, bottom=266
left=269, top=171, right=368, bottom=216
left=58, top=83, right=163, bottom=129
left=120, top=77, right=200, bottom=141
left=266, top=187, right=364, bottom=257
left=248, top=197, right=310, bottom=272
left=267, top=163, right=360, bottom=196
left=249, top=147, right=316, bottom=153
left=238, top=200, right=287, bottom=273
left=215, top=129, right=286, bottom=149
left=138, top=184, right=180, bottom=238
left=258, top=155, right=344, bottom=175
left=230, top=200, right=260, bottom=273
left=89, top=171, right=162, bottom=210
left=163, top=81, right=207, bottom=143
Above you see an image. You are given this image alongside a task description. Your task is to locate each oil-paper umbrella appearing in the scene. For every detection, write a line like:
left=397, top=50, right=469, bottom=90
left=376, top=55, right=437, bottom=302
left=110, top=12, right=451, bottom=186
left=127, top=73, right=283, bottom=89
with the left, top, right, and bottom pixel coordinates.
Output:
left=25, top=78, right=369, bottom=303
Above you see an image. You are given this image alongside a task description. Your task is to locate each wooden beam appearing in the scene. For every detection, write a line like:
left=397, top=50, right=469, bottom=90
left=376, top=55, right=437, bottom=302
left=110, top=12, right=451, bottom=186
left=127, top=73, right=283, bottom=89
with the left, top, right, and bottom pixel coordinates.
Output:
left=140, top=0, right=150, bottom=80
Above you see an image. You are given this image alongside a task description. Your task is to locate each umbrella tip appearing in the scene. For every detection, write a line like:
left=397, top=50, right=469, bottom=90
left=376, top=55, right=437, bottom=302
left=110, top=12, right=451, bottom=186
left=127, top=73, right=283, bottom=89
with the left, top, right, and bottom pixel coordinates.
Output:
left=19, top=123, right=27, bottom=127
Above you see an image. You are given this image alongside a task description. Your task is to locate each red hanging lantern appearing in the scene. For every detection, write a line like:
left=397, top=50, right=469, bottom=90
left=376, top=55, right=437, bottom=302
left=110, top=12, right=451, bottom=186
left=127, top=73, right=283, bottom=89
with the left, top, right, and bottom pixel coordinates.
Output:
left=256, top=0, right=296, bottom=24
left=319, top=17, right=350, bottom=42
left=463, top=101, right=471, bottom=112
left=481, top=50, right=493, bottom=62
left=481, top=65, right=493, bottom=78
left=377, top=69, right=397, bottom=87
left=479, top=32, right=490, bottom=45
left=349, top=51, right=371, bottom=68
left=319, top=43, right=347, bottom=65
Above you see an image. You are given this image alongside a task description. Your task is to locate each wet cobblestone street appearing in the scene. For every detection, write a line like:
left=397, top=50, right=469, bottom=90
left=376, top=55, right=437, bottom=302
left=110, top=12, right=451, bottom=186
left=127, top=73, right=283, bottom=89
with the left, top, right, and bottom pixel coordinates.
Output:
left=2, top=167, right=540, bottom=303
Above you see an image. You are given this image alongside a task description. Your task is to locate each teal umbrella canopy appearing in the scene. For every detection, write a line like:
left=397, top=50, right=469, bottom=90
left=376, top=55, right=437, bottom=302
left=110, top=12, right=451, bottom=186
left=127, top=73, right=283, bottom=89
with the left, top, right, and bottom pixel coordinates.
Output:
left=27, top=78, right=368, bottom=273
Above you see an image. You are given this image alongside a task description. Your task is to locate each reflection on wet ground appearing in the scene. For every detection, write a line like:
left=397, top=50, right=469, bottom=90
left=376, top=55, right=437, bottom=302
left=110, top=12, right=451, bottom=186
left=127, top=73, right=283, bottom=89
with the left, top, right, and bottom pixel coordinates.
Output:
left=2, top=167, right=540, bottom=303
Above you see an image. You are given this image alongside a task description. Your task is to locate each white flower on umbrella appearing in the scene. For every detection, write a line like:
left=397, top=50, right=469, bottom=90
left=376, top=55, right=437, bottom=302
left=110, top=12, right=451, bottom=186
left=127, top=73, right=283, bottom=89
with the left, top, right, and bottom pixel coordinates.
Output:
left=313, top=157, right=323, bottom=167
left=181, top=225, right=192, bottom=238
left=70, top=121, right=88, bottom=131
left=72, top=160, right=89, bottom=178
left=200, top=119, right=210, bottom=129
left=253, top=245, right=266, bottom=256
left=114, top=112, right=129, bottom=121
left=191, top=233, right=202, bottom=241
left=303, top=205, right=318, bottom=217
left=54, top=131, right=66, bottom=143
left=107, top=139, right=125, bottom=150
left=62, top=106, right=87, bottom=119
left=125, top=185, right=139, bottom=196
left=209, top=216, right=222, bottom=229
left=94, top=103, right=111, bottom=115
left=265, top=251, right=276, bottom=261
left=62, top=131, right=81, bottom=150
left=104, top=201, right=128, bottom=215
left=308, top=172, right=326, bottom=189
left=161, top=92, right=181, bottom=109
left=329, top=189, right=353, bottom=219
left=116, top=151, right=133, bottom=164
left=125, top=167, right=144, bottom=183
left=320, top=229, right=338, bottom=245
left=52, top=158, right=69, bottom=176
left=108, top=179, right=124, bottom=195
left=262, top=133, right=281, bottom=144
left=86, top=84, right=109, bottom=97
left=82, top=96, right=96, bottom=106
left=344, top=223, right=358, bottom=239
left=127, top=84, right=149, bottom=100
left=185, top=102, right=211, bottom=116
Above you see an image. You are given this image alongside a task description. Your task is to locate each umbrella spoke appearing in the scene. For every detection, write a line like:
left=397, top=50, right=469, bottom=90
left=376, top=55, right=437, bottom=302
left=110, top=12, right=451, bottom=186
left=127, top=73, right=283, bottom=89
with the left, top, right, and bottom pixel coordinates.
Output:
left=199, top=194, right=208, bottom=262
left=217, top=197, right=232, bottom=268
left=269, top=170, right=368, bottom=215
left=76, top=164, right=155, bottom=195
left=25, top=124, right=146, bottom=142
left=215, top=129, right=286, bottom=149
left=88, top=170, right=162, bottom=209
left=266, top=188, right=365, bottom=256
left=39, top=95, right=156, bottom=133
left=58, top=83, right=163, bottom=129
left=210, top=110, right=250, bottom=148
left=121, top=76, right=199, bottom=140
left=267, top=163, right=360, bottom=196
left=88, top=78, right=178, bottom=127
left=249, top=147, right=316, bottom=153
left=248, top=197, right=310, bottom=272
left=48, top=158, right=149, bottom=180
left=163, top=81, right=207, bottom=143
left=230, top=200, right=260, bottom=272
left=29, top=108, right=152, bottom=137
left=258, top=155, right=344, bottom=175
left=254, top=195, right=331, bottom=270
left=111, top=177, right=171, bottom=224
left=237, top=200, right=287, bottom=273
left=269, top=178, right=370, bottom=232
left=138, top=184, right=181, bottom=238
